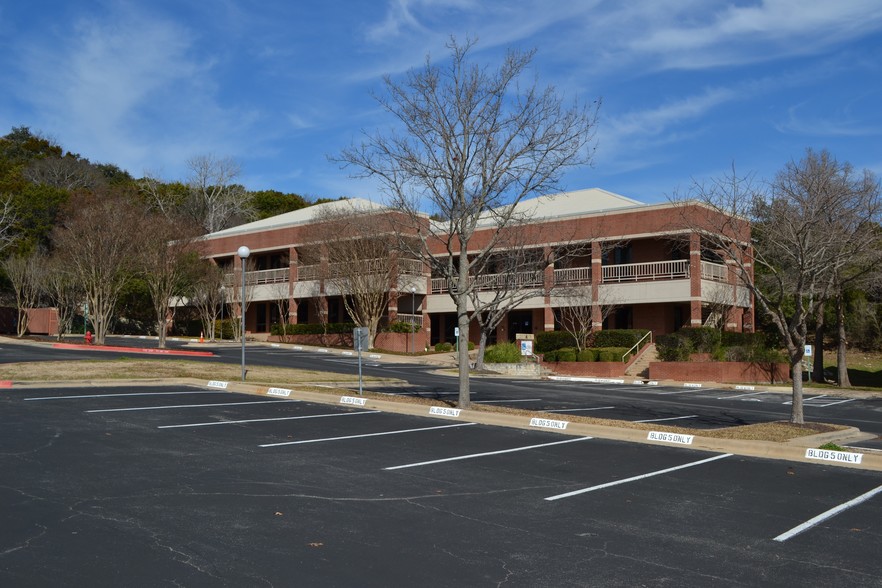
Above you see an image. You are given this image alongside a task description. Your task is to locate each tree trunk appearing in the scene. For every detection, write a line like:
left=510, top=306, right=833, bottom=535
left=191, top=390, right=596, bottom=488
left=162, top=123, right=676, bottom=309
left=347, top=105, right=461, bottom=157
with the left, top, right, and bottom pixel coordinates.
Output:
left=456, top=298, right=471, bottom=408
left=812, top=306, right=825, bottom=383
left=157, top=308, right=168, bottom=349
left=789, top=360, right=805, bottom=424
left=474, top=330, right=489, bottom=371
left=836, top=293, right=851, bottom=388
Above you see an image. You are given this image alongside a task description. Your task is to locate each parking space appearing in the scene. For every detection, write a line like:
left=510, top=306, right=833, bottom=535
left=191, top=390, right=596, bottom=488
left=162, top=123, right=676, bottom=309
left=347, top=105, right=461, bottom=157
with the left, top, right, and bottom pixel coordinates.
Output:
left=2, top=383, right=881, bottom=586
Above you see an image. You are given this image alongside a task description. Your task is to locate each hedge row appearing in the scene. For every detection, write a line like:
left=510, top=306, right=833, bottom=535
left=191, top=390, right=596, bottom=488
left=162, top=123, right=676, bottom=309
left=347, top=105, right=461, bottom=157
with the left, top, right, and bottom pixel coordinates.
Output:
left=535, top=329, right=650, bottom=353
left=270, top=321, right=421, bottom=336
left=270, top=322, right=356, bottom=335
left=543, top=346, right=632, bottom=363
left=656, top=327, right=784, bottom=362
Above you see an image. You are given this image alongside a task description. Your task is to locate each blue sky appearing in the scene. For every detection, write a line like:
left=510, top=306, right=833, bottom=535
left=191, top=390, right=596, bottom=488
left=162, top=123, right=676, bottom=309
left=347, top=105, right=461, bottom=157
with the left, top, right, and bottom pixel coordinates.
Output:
left=2, top=0, right=881, bottom=204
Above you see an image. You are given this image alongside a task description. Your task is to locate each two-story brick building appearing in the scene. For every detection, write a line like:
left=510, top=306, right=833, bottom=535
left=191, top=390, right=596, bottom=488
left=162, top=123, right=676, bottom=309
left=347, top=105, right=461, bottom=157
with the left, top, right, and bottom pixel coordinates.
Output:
left=194, top=188, right=753, bottom=347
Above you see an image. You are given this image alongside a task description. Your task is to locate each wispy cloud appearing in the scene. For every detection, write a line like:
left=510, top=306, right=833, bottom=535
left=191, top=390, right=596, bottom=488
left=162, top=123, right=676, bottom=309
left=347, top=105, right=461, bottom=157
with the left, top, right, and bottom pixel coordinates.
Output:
left=627, top=0, right=882, bottom=70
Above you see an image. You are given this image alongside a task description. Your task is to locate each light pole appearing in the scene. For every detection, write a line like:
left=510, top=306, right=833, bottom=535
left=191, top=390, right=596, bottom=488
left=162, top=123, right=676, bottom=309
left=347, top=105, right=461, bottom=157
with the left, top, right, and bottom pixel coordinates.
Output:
left=410, top=286, right=416, bottom=354
left=237, top=245, right=250, bottom=381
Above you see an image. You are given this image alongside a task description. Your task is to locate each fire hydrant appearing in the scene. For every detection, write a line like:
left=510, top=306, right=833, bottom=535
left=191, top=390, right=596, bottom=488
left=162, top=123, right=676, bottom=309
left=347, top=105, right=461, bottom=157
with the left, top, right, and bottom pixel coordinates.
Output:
left=84, top=330, right=93, bottom=345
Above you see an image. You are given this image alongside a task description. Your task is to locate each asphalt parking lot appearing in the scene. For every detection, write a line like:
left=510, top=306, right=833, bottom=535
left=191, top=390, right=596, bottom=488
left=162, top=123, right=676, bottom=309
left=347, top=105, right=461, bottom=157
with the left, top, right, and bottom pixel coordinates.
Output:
left=2, top=383, right=881, bottom=587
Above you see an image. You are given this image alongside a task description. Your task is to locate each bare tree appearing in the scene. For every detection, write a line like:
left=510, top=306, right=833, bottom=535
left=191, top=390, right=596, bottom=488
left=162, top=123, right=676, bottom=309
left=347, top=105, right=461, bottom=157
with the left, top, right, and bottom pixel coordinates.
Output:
left=553, top=283, right=620, bottom=352
left=0, top=195, right=17, bottom=253
left=1, top=252, right=45, bottom=337
left=677, top=151, right=881, bottom=424
left=303, top=203, right=398, bottom=348
left=265, top=279, right=292, bottom=342
left=24, top=156, right=104, bottom=191
left=138, top=174, right=189, bottom=220
left=52, top=190, right=144, bottom=345
left=469, top=246, right=549, bottom=369
left=337, top=39, right=599, bottom=407
left=224, top=258, right=257, bottom=342
left=184, top=155, right=254, bottom=233
left=42, top=255, right=83, bottom=340
left=138, top=213, right=202, bottom=348
left=190, top=261, right=226, bottom=341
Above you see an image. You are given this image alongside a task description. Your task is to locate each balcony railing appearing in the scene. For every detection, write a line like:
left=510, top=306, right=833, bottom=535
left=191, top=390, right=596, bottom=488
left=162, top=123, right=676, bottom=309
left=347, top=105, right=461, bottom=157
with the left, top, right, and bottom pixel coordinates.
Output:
left=223, top=267, right=289, bottom=287
left=430, top=260, right=727, bottom=293
left=393, top=313, right=424, bottom=327
left=602, top=260, right=689, bottom=283
left=431, top=270, right=545, bottom=294
left=224, top=259, right=730, bottom=294
left=700, top=260, right=728, bottom=282
left=553, top=266, right=591, bottom=284
left=297, top=257, right=423, bottom=282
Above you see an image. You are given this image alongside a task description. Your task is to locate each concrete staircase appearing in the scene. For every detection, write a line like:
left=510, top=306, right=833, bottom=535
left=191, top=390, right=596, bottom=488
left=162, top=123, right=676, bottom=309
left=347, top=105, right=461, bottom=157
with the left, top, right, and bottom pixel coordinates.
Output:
left=625, top=343, right=657, bottom=378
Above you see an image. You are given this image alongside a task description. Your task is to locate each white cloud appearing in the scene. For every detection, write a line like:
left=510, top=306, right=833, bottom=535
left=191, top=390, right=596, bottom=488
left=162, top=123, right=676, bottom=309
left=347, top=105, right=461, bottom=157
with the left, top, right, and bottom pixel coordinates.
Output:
left=627, top=0, right=882, bottom=70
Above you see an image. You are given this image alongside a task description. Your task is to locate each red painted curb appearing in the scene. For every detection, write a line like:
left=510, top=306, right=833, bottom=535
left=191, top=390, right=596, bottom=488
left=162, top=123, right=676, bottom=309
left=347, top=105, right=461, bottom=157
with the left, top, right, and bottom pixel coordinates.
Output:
left=51, top=343, right=214, bottom=357
left=0, top=380, right=12, bottom=388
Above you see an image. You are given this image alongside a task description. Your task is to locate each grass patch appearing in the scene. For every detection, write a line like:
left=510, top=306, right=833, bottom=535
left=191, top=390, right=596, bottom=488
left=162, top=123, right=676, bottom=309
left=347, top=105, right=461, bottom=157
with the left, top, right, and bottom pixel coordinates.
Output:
left=0, top=359, right=384, bottom=386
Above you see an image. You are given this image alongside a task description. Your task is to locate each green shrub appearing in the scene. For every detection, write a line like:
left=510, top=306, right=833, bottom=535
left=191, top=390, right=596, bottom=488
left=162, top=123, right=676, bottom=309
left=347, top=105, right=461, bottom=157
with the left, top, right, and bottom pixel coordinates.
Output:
left=678, top=327, right=721, bottom=353
left=467, top=341, right=475, bottom=351
left=484, top=342, right=521, bottom=363
left=721, top=331, right=766, bottom=348
left=542, top=350, right=557, bottom=362
left=215, top=319, right=236, bottom=339
left=593, top=329, right=650, bottom=349
left=577, top=348, right=597, bottom=362
left=535, top=331, right=577, bottom=353
left=556, top=347, right=577, bottom=362
left=656, top=333, right=693, bottom=361
left=384, top=321, right=419, bottom=333
left=435, top=342, right=453, bottom=352
left=597, top=349, right=614, bottom=362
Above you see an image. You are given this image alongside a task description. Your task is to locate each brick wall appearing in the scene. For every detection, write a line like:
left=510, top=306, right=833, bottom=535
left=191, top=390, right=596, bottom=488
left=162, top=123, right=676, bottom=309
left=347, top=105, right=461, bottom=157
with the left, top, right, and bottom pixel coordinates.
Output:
left=649, top=361, right=790, bottom=384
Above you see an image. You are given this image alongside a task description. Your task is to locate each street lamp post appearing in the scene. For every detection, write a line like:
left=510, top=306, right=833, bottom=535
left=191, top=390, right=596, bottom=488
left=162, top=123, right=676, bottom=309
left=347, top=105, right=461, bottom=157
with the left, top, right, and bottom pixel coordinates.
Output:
left=410, top=286, right=416, bottom=354
left=237, top=245, right=250, bottom=381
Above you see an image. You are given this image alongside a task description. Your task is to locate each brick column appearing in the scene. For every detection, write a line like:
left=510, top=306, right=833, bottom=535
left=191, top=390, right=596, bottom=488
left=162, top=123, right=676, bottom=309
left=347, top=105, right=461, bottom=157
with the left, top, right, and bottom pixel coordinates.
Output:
left=543, top=245, right=555, bottom=331
left=591, top=241, right=603, bottom=328
left=689, top=233, right=702, bottom=326
left=288, top=247, right=298, bottom=324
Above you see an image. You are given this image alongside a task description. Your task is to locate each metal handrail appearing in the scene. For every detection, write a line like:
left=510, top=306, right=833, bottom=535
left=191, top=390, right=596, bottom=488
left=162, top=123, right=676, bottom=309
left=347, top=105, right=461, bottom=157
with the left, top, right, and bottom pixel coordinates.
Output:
left=623, top=330, right=653, bottom=362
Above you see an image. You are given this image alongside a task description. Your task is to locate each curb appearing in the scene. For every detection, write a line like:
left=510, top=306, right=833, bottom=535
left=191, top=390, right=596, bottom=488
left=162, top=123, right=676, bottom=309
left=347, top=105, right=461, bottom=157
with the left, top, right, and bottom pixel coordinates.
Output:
left=50, top=343, right=215, bottom=357
left=194, top=378, right=882, bottom=472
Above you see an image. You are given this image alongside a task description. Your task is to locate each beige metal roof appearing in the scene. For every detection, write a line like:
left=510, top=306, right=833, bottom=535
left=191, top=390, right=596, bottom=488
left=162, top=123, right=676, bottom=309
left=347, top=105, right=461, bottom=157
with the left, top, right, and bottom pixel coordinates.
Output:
left=491, top=188, right=644, bottom=223
left=203, top=188, right=645, bottom=239
left=202, top=197, right=385, bottom=239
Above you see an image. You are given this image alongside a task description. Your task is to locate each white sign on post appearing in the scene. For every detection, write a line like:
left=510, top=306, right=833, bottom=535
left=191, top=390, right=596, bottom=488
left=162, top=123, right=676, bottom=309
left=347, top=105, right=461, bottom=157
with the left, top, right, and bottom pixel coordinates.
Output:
left=520, top=340, right=533, bottom=356
left=804, top=345, right=813, bottom=357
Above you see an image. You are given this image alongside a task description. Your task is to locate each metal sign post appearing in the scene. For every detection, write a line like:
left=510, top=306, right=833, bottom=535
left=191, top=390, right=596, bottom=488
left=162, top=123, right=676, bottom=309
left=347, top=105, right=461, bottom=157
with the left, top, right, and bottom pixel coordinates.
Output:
left=354, top=327, right=370, bottom=395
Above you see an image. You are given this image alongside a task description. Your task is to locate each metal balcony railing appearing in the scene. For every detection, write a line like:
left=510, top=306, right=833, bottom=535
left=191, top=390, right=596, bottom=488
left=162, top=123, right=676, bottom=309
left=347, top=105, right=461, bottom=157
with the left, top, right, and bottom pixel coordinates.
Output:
left=602, top=259, right=690, bottom=283
left=223, top=268, right=289, bottom=287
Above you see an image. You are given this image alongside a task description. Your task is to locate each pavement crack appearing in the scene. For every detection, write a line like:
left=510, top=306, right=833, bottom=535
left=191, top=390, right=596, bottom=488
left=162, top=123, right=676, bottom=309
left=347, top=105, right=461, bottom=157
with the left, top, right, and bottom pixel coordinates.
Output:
left=0, top=525, right=48, bottom=557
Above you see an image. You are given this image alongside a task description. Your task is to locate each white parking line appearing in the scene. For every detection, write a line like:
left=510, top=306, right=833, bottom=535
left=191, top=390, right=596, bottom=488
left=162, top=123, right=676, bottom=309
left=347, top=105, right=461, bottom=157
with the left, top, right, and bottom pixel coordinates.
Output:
left=25, top=391, right=220, bottom=401
left=544, top=453, right=733, bottom=501
left=384, top=437, right=593, bottom=470
left=633, top=415, right=699, bottom=423
left=546, top=406, right=616, bottom=413
left=814, top=398, right=856, bottom=408
left=259, top=422, right=477, bottom=447
left=773, top=484, right=882, bottom=542
left=87, top=400, right=300, bottom=413
left=718, top=391, right=765, bottom=400
left=158, top=410, right=381, bottom=428
left=473, top=399, right=543, bottom=404
left=784, top=395, right=827, bottom=405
